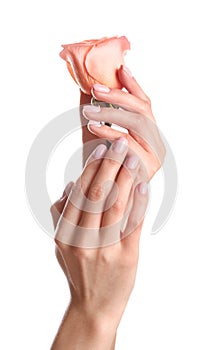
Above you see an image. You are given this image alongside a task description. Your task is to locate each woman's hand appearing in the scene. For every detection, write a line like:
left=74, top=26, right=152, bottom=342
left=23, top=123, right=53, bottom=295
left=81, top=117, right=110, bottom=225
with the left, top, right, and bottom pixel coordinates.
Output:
left=82, top=65, right=166, bottom=179
left=50, top=138, right=148, bottom=350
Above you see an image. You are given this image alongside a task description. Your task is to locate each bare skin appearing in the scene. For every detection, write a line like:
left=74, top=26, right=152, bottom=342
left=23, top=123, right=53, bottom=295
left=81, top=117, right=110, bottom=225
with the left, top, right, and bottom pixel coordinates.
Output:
left=51, top=139, right=148, bottom=350
left=50, top=67, right=165, bottom=349
left=80, top=65, right=165, bottom=176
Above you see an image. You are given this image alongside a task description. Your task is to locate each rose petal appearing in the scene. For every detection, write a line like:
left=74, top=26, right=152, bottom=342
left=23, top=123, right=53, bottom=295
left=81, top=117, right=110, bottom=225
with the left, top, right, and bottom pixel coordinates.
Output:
left=59, top=36, right=131, bottom=94
left=85, top=36, right=130, bottom=88
left=60, top=44, right=92, bottom=93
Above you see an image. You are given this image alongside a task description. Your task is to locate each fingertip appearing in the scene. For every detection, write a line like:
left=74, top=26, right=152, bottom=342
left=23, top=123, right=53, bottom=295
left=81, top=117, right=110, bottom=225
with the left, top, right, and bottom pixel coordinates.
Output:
left=92, top=84, right=110, bottom=93
left=93, top=143, right=107, bottom=159
left=122, top=65, right=133, bottom=77
left=117, top=65, right=136, bottom=95
left=137, top=182, right=148, bottom=195
left=83, top=105, right=101, bottom=117
left=87, top=120, right=103, bottom=135
left=118, top=64, right=133, bottom=78
left=88, top=120, right=102, bottom=128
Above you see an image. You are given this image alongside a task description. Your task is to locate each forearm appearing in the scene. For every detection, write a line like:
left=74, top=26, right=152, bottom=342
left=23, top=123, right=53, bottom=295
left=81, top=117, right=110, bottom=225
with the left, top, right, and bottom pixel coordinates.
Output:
left=51, top=304, right=117, bottom=350
left=110, top=335, right=117, bottom=349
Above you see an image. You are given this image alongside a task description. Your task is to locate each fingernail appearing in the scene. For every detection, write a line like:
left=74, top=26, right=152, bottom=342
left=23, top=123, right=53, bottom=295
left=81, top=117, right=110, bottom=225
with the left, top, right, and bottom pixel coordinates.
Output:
left=88, top=120, right=101, bottom=127
left=93, top=144, right=107, bottom=159
left=122, top=65, right=133, bottom=77
left=112, top=137, right=128, bottom=154
left=138, top=182, right=148, bottom=195
left=125, top=155, right=139, bottom=169
left=83, top=105, right=101, bottom=114
left=93, top=84, right=110, bottom=93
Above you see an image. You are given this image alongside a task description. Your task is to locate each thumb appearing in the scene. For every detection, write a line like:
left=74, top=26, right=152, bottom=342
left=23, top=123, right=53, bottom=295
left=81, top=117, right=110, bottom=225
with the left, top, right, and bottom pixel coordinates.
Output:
left=50, top=182, right=74, bottom=229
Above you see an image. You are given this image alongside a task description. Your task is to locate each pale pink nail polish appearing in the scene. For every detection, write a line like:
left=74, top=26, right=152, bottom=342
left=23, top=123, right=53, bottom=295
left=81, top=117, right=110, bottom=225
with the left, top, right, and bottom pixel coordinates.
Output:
left=125, top=155, right=139, bottom=169
left=122, top=65, right=133, bottom=77
left=83, top=105, right=100, bottom=114
left=138, top=182, right=148, bottom=195
left=94, top=144, right=107, bottom=159
left=88, top=120, right=101, bottom=127
left=112, top=137, right=128, bottom=154
left=93, top=84, right=110, bottom=93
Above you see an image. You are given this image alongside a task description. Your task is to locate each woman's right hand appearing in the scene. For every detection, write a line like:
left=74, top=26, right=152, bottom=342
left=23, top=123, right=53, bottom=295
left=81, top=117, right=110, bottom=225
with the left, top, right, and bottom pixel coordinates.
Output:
left=83, top=65, right=166, bottom=179
left=50, top=137, right=148, bottom=350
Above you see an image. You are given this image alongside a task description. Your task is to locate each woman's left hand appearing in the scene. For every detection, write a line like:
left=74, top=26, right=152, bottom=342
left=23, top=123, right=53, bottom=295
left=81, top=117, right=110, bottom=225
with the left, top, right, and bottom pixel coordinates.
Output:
left=50, top=139, right=149, bottom=350
left=83, top=65, right=166, bottom=179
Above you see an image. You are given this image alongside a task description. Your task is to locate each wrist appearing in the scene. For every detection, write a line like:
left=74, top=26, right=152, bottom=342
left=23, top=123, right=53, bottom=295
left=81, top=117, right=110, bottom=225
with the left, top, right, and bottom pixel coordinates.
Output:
left=51, top=303, right=117, bottom=350
left=68, top=302, right=119, bottom=336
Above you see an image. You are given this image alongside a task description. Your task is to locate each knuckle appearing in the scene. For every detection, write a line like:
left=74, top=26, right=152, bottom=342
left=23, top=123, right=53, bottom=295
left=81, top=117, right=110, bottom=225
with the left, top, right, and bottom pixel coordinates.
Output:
left=88, top=182, right=103, bottom=201
left=111, top=198, right=125, bottom=214
left=99, top=252, right=112, bottom=265
left=142, top=99, right=151, bottom=114
left=72, top=247, right=91, bottom=261
left=133, top=114, right=148, bottom=133
left=134, top=113, right=145, bottom=126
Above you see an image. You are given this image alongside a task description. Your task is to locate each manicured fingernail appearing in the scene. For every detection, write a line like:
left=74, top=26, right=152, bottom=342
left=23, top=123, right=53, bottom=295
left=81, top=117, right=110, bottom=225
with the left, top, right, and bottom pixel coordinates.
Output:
left=112, top=137, right=128, bottom=154
left=93, top=84, right=110, bottom=93
left=122, top=65, right=133, bottom=77
left=88, top=120, right=101, bottom=127
left=93, top=144, right=107, bottom=159
left=83, top=105, right=101, bottom=114
left=138, top=182, right=148, bottom=195
left=125, top=155, right=139, bottom=169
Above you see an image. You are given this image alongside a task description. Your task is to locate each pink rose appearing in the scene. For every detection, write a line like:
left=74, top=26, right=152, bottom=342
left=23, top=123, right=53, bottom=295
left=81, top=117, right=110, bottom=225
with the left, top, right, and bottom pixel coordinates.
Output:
left=60, top=36, right=130, bottom=95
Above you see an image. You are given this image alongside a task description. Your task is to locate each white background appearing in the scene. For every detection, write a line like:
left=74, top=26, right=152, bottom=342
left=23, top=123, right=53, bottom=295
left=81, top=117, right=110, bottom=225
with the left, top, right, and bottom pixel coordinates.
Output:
left=1, top=0, right=203, bottom=349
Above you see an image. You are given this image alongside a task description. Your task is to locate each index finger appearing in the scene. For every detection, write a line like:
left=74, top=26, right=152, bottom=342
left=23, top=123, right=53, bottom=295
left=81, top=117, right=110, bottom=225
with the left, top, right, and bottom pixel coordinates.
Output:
left=83, top=107, right=164, bottom=162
